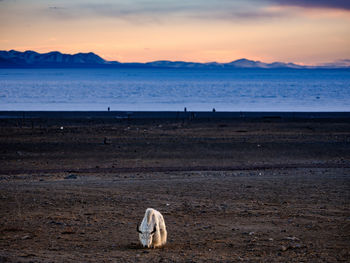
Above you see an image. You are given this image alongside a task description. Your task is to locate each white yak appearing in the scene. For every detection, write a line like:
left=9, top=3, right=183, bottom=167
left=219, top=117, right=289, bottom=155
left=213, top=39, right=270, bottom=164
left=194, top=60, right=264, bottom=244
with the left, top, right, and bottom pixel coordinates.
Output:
left=137, top=208, right=167, bottom=248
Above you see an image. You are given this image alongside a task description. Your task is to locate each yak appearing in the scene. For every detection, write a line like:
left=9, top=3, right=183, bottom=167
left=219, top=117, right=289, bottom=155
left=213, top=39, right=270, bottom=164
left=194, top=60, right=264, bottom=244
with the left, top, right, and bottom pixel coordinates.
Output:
left=137, top=208, right=167, bottom=248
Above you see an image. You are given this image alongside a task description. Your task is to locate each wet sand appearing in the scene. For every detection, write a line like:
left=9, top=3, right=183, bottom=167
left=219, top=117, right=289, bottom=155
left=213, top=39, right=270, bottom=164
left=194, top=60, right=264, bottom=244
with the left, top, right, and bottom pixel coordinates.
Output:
left=0, top=117, right=349, bottom=262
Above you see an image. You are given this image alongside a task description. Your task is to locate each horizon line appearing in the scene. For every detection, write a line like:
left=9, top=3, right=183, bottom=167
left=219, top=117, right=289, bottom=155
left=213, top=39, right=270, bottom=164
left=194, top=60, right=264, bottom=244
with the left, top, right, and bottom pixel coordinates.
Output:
left=0, top=49, right=326, bottom=66
left=2, top=49, right=350, bottom=67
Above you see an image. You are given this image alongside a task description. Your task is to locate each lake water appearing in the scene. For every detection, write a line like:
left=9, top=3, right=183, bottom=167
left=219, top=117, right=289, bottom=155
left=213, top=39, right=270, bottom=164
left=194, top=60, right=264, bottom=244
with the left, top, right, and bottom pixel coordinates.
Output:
left=0, top=68, right=349, bottom=111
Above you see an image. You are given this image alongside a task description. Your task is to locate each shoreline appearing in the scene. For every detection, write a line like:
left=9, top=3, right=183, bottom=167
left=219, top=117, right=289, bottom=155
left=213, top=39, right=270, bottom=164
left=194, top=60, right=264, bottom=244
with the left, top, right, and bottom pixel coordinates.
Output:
left=1, top=110, right=350, bottom=120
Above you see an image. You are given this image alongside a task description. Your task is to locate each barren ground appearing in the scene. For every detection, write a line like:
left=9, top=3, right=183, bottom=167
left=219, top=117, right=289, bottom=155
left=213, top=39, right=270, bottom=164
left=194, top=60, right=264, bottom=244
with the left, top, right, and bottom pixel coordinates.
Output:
left=0, top=118, right=349, bottom=262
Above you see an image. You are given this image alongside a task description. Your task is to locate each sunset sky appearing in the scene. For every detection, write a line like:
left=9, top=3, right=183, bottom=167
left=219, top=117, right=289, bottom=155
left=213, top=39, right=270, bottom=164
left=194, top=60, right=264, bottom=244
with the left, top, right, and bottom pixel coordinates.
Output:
left=1, top=0, right=349, bottom=64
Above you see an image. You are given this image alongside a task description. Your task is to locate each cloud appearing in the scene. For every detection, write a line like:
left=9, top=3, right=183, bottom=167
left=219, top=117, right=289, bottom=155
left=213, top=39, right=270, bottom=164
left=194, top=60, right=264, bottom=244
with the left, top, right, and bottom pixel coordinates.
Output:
left=268, top=0, right=350, bottom=10
left=41, top=0, right=350, bottom=25
left=191, top=9, right=287, bottom=22
left=46, top=2, right=192, bottom=23
left=45, top=1, right=287, bottom=23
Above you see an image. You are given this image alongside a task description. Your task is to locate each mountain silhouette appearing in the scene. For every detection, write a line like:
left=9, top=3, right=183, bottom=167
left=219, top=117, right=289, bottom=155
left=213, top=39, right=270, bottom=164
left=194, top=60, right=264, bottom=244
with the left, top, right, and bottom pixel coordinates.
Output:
left=0, top=50, right=106, bottom=67
left=0, top=50, right=348, bottom=69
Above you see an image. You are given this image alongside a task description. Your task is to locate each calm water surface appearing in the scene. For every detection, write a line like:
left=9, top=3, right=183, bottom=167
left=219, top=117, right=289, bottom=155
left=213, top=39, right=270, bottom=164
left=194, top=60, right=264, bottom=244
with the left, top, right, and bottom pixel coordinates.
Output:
left=0, top=68, right=349, bottom=111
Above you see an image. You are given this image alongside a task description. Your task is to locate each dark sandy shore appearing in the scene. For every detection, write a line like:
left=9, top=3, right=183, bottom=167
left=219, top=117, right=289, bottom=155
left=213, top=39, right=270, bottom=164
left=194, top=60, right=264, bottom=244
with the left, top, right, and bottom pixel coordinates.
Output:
left=0, top=116, right=349, bottom=262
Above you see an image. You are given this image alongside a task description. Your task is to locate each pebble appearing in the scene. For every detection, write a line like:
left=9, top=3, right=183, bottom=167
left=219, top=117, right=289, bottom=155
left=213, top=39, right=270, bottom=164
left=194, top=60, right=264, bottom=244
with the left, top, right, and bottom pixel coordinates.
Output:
left=285, top=236, right=299, bottom=241
left=281, top=245, right=288, bottom=251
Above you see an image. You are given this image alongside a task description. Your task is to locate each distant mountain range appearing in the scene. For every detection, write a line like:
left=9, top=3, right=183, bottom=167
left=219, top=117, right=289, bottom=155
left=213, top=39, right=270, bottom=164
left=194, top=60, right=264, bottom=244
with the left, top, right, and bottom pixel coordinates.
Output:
left=0, top=50, right=106, bottom=67
left=0, top=50, right=349, bottom=69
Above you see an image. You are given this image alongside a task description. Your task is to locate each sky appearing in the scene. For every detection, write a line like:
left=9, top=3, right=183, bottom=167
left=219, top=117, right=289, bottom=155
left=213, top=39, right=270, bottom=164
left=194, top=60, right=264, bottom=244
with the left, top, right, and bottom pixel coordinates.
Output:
left=0, top=0, right=350, bottom=64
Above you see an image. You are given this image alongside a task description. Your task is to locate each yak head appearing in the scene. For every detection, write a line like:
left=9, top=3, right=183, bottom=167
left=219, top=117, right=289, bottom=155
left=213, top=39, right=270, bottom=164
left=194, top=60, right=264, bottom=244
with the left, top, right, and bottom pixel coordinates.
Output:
left=137, top=224, right=157, bottom=248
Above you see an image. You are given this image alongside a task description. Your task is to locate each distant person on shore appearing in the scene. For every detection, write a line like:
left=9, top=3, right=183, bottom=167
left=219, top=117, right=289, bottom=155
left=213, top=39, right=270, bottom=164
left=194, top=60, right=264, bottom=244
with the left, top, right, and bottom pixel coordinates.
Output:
left=184, top=107, right=187, bottom=112
left=212, top=108, right=216, bottom=112
left=108, top=107, right=110, bottom=112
